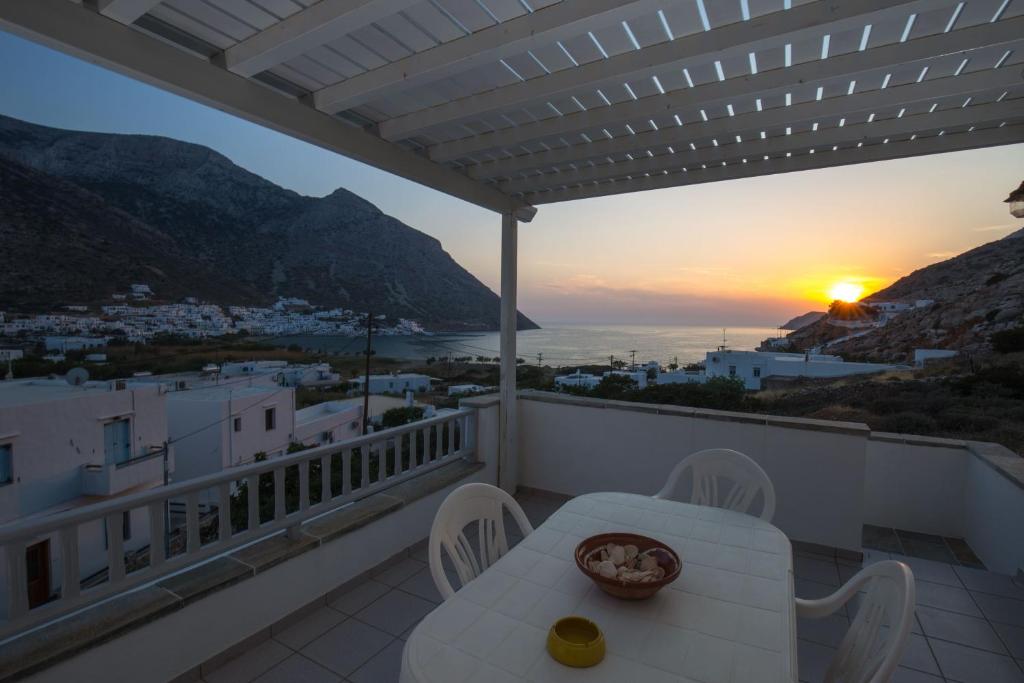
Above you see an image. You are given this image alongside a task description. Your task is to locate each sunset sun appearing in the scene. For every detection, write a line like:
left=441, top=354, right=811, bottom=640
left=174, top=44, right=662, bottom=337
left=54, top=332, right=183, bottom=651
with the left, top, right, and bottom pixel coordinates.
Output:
left=828, top=282, right=864, bottom=303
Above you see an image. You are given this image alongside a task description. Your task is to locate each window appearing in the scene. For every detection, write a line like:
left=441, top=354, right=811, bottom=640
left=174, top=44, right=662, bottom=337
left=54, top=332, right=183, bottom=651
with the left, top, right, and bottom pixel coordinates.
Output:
left=264, top=407, right=276, bottom=431
left=0, top=444, right=12, bottom=485
left=753, top=367, right=762, bottom=378
left=103, top=418, right=131, bottom=465
left=233, top=417, right=242, bottom=432
left=321, top=431, right=333, bottom=444
left=728, top=365, right=737, bottom=377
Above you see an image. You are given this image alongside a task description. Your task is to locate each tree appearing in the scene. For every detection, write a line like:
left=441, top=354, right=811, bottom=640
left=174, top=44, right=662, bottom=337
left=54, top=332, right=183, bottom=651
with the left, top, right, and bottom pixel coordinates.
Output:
left=381, top=406, right=425, bottom=429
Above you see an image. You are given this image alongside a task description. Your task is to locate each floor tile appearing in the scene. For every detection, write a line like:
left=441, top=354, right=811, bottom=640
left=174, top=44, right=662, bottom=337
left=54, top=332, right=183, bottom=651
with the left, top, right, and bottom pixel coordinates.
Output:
left=329, top=579, right=391, bottom=615
left=797, top=614, right=849, bottom=648
left=901, top=633, right=941, bottom=676
left=915, top=580, right=983, bottom=617
left=891, top=554, right=963, bottom=587
left=930, top=639, right=1024, bottom=683
left=301, top=619, right=394, bottom=677
left=892, top=667, right=945, bottom=682
left=348, top=638, right=406, bottom=683
left=354, top=588, right=437, bottom=636
left=374, top=557, right=427, bottom=587
left=955, top=567, right=1024, bottom=599
left=273, top=606, right=347, bottom=651
left=251, top=654, right=341, bottom=683
left=863, top=525, right=904, bottom=554
left=944, top=537, right=985, bottom=568
left=794, top=556, right=840, bottom=586
left=398, top=566, right=444, bottom=604
left=917, top=606, right=1007, bottom=653
left=797, top=639, right=836, bottom=683
left=204, top=639, right=292, bottom=683
left=994, top=623, right=1024, bottom=659
left=972, top=592, right=1024, bottom=628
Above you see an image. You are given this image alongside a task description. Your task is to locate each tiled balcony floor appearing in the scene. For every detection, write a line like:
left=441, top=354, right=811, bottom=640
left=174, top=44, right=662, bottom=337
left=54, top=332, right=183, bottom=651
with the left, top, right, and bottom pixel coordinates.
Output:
left=202, top=492, right=1024, bottom=683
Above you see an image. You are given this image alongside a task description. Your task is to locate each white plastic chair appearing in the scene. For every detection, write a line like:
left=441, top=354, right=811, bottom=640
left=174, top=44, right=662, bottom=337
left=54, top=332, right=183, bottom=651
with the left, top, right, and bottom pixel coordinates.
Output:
left=428, top=483, right=534, bottom=600
left=796, top=561, right=916, bottom=683
left=654, top=448, right=776, bottom=521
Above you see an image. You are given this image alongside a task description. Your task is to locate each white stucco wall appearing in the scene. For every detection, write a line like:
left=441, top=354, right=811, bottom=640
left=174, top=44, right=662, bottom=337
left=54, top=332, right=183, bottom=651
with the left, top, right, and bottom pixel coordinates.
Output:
left=516, top=393, right=868, bottom=553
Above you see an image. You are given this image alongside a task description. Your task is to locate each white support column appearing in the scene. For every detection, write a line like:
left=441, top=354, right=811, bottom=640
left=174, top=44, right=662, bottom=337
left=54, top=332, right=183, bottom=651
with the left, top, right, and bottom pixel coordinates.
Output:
left=499, top=213, right=518, bottom=494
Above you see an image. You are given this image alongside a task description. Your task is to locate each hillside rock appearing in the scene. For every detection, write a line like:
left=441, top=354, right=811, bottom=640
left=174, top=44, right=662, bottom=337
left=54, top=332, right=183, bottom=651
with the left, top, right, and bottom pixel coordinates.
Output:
left=0, top=114, right=538, bottom=331
left=781, top=311, right=826, bottom=330
left=787, top=228, right=1024, bottom=361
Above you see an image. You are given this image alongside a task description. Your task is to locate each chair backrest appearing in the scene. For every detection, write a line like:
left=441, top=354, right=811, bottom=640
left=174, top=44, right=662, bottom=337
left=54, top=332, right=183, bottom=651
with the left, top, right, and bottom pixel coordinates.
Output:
left=428, top=483, right=534, bottom=600
left=801, top=561, right=916, bottom=683
left=654, top=448, right=776, bottom=521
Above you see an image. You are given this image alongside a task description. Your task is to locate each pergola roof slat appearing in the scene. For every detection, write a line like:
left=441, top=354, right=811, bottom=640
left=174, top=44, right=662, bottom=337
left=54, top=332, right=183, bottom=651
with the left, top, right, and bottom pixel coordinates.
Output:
left=2, top=0, right=1022, bottom=213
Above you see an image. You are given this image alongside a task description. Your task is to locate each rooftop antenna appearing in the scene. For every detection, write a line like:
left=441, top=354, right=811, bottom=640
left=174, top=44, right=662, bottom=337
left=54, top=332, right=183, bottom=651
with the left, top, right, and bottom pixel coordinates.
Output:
left=629, top=349, right=637, bottom=371
left=66, top=367, right=90, bottom=386
left=719, top=328, right=729, bottom=351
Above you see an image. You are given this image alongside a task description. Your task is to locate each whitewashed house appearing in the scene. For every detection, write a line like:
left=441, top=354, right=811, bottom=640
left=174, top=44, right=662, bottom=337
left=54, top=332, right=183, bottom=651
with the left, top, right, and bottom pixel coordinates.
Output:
left=706, top=350, right=906, bottom=390
left=293, top=401, right=362, bottom=447
left=447, top=384, right=489, bottom=397
left=166, top=385, right=295, bottom=480
left=656, top=369, right=708, bottom=385
left=279, top=363, right=341, bottom=387
left=914, top=348, right=958, bottom=367
left=603, top=369, right=648, bottom=389
left=350, top=373, right=434, bottom=394
left=0, top=379, right=170, bottom=612
left=553, top=371, right=602, bottom=390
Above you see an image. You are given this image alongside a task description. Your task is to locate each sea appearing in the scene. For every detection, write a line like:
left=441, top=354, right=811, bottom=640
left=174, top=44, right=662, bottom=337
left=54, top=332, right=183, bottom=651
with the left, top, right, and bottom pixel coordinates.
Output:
left=263, top=324, right=782, bottom=367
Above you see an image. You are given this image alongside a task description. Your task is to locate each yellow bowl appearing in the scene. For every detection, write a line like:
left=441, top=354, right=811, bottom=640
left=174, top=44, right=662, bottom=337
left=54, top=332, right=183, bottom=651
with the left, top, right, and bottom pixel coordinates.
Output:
left=546, top=616, right=605, bottom=668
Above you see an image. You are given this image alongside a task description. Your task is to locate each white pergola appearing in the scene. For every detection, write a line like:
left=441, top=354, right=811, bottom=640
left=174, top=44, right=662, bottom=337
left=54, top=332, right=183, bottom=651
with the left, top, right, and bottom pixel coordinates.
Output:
left=3, top=0, right=1022, bottom=490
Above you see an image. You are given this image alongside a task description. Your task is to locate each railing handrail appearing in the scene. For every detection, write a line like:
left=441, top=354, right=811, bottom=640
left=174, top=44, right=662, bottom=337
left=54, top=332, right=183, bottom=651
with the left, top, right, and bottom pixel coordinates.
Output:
left=0, top=408, right=472, bottom=545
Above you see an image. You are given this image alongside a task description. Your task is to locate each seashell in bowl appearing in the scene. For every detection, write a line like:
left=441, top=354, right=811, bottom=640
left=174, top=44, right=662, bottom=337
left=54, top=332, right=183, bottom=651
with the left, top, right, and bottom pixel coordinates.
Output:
left=575, top=533, right=681, bottom=600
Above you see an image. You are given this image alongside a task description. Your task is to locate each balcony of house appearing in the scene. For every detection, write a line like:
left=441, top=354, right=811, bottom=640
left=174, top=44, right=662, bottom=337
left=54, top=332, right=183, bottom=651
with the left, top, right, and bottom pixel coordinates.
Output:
left=80, top=446, right=173, bottom=498
left=1, top=393, right=1022, bottom=683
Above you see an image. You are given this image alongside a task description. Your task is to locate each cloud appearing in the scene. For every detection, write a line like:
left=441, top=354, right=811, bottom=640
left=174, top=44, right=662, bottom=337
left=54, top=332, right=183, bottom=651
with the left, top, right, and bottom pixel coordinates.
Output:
left=926, top=251, right=957, bottom=260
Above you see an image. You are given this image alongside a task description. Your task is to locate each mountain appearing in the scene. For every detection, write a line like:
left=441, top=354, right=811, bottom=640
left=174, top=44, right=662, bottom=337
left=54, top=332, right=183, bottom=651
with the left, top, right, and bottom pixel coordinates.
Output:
left=787, top=228, right=1024, bottom=361
left=780, top=311, right=826, bottom=331
left=0, top=115, right=538, bottom=332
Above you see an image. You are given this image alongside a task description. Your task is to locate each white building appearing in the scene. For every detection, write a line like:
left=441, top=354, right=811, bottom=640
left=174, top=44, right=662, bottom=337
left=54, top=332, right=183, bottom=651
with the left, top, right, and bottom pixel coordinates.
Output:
left=294, top=401, right=362, bottom=447
left=44, top=336, right=110, bottom=352
left=0, top=379, right=170, bottom=611
left=167, top=385, right=295, bottom=480
left=706, top=350, right=906, bottom=390
left=656, top=369, right=708, bottom=385
left=554, top=371, right=602, bottom=390
left=0, top=349, right=24, bottom=362
left=447, top=384, right=489, bottom=397
left=603, top=369, right=648, bottom=389
left=351, top=373, right=434, bottom=394
left=914, top=348, right=957, bottom=367
left=279, top=363, right=341, bottom=387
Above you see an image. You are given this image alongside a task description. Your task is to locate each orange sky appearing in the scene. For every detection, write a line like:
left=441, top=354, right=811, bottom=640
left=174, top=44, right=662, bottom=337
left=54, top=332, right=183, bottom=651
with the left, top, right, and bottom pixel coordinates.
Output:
left=405, top=144, right=1023, bottom=326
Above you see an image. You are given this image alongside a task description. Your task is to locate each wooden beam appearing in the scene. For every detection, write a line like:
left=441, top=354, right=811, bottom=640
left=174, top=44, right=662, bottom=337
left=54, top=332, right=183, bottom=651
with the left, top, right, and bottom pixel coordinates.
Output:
left=526, top=123, right=1024, bottom=204
left=379, top=0, right=947, bottom=142
left=96, top=0, right=161, bottom=24
left=429, top=15, right=1024, bottom=162
left=468, top=67, right=1023, bottom=180
left=0, top=0, right=529, bottom=218
left=502, top=100, right=1023, bottom=194
left=222, top=0, right=420, bottom=78
left=315, top=0, right=666, bottom=113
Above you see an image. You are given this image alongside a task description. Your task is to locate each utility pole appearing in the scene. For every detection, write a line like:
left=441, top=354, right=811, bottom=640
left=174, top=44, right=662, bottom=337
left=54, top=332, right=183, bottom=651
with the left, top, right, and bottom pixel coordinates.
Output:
left=536, top=352, right=543, bottom=367
left=362, top=311, right=373, bottom=435
left=629, top=349, right=637, bottom=371
left=609, top=354, right=615, bottom=370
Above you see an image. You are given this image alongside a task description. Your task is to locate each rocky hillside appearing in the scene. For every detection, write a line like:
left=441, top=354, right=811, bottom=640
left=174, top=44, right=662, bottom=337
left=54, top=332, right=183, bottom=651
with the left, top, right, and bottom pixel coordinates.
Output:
left=781, top=311, right=826, bottom=330
left=0, top=114, right=537, bottom=331
left=787, top=228, right=1024, bottom=361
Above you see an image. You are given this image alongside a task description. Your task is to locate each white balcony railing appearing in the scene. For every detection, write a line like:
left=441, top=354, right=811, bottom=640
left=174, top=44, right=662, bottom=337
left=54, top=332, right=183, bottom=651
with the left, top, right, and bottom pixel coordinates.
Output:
left=80, top=446, right=172, bottom=497
left=0, top=408, right=474, bottom=636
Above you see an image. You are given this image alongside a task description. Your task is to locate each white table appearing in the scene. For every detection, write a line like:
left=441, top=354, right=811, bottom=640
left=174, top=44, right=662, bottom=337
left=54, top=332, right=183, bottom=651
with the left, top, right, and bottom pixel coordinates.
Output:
left=401, top=492, right=796, bottom=683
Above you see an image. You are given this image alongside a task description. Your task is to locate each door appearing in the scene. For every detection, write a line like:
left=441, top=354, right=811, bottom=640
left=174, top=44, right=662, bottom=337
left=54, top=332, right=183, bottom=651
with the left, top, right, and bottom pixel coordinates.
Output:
left=104, top=419, right=131, bottom=465
left=26, top=540, right=51, bottom=608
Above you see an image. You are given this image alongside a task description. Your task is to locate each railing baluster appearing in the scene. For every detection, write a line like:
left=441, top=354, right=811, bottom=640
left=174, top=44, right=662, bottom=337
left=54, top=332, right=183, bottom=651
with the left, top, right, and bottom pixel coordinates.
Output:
left=59, top=526, right=80, bottom=600
left=217, top=483, right=232, bottom=543
left=186, top=493, right=200, bottom=554
left=273, top=467, right=286, bottom=521
left=421, top=427, right=429, bottom=464
left=107, top=512, right=125, bottom=583
left=445, top=418, right=453, bottom=458
left=342, top=449, right=353, bottom=495
left=6, top=539, right=29, bottom=618
left=149, top=501, right=165, bottom=567
left=361, top=445, right=370, bottom=488
left=320, top=454, right=331, bottom=503
left=247, top=474, right=259, bottom=531
left=299, top=460, right=310, bottom=512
